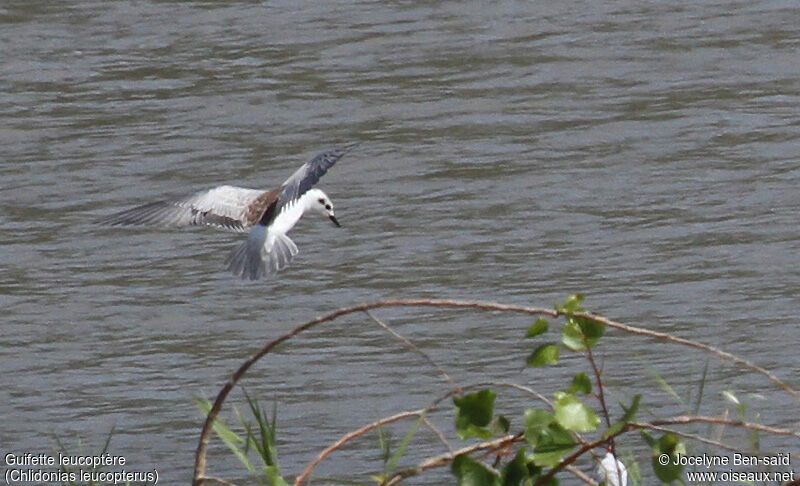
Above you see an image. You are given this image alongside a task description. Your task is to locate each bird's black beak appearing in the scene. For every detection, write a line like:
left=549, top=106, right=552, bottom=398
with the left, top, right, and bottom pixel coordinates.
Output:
left=329, top=215, right=341, bottom=227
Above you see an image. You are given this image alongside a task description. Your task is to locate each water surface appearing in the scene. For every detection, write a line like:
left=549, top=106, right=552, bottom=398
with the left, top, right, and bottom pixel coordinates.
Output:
left=2, top=1, right=799, bottom=483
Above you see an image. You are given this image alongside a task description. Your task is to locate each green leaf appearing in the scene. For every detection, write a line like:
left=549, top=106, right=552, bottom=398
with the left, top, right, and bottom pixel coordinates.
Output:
left=500, top=449, right=529, bottom=486
left=451, top=454, right=500, bottom=486
left=526, top=318, right=549, bottom=338
left=499, top=449, right=558, bottom=486
left=527, top=343, right=560, bottom=367
left=523, top=408, right=554, bottom=443
left=522, top=455, right=543, bottom=480
left=650, top=433, right=685, bottom=482
left=604, top=394, right=641, bottom=438
left=523, top=408, right=575, bottom=467
left=265, top=465, right=289, bottom=486
left=653, top=457, right=682, bottom=482
left=561, top=317, right=605, bottom=351
left=495, top=415, right=510, bottom=434
left=555, top=294, right=585, bottom=313
left=454, top=389, right=496, bottom=439
left=531, top=427, right=575, bottom=467
left=604, top=421, right=625, bottom=439
left=376, top=425, right=391, bottom=465
left=621, top=394, right=641, bottom=422
left=561, top=319, right=585, bottom=351
left=568, top=372, right=591, bottom=395
left=576, top=317, right=604, bottom=343
left=553, top=392, right=600, bottom=432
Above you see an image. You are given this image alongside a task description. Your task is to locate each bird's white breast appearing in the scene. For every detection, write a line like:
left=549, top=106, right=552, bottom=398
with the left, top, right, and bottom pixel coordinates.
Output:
left=269, top=192, right=314, bottom=236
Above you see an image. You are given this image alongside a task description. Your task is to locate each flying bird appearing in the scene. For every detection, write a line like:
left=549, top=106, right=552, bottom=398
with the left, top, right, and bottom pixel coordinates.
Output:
left=96, top=143, right=359, bottom=280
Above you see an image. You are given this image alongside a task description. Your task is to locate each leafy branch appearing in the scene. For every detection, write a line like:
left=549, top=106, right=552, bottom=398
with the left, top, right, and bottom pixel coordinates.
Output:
left=192, top=297, right=799, bottom=486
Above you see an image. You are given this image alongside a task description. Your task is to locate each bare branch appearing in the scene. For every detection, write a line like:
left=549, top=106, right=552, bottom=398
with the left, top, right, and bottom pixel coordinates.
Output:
left=480, top=381, right=553, bottom=408
left=565, top=464, right=599, bottom=485
left=293, top=410, right=424, bottom=485
left=573, top=311, right=799, bottom=401
left=193, top=299, right=798, bottom=485
left=383, top=433, right=523, bottom=486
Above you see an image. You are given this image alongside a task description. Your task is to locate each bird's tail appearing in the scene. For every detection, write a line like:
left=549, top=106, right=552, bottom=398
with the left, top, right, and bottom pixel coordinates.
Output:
left=225, top=226, right=298, bottom=280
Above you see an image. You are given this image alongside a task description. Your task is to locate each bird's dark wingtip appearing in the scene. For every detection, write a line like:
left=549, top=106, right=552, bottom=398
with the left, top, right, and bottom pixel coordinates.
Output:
left=342, top=141, right=361, bottom=153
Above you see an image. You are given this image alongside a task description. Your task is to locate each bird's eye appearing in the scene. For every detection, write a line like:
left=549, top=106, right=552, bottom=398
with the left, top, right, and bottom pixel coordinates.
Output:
left=325, top=204, right=331, bottom=210
left=318, top=198, right=325, bottom=204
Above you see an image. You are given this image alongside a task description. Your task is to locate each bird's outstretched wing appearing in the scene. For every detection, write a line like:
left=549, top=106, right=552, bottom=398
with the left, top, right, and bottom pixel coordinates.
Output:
left=278, top=142, right=360, bottom=206
left=95, top=185, right=281, bottom=233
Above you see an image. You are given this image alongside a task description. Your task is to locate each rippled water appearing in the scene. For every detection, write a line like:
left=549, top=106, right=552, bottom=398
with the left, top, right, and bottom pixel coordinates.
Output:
left=2, top=1, right=799, bottom=483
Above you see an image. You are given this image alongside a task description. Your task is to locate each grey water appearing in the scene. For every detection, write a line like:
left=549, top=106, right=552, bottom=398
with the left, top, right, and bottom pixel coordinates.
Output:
left=2, top=1, right=799, bottom=483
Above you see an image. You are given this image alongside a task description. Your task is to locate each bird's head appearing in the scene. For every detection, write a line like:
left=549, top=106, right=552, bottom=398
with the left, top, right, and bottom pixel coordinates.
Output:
left=307, top=188, right=340, bottom=227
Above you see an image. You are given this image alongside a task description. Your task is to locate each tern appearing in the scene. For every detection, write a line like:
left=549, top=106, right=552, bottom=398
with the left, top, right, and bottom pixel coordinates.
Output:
left=96, top=143, right=358, bottom=280
left=596, top=452, right=627, bottom=486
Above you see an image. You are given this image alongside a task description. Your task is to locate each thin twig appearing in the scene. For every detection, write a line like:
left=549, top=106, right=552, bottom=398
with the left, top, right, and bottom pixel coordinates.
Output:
left=573, top=310, right=800, bottom=401
left=383, top=433, right=523, bottom=486
left=565, top=465, right=599, bottom=486
left=584, top=345, right=620, bottom=484
left=586, top=346, right=612, bottom=429
left=364, top=309, right=458, bottom=389
left=485, top=381, right=553, bottom=409
left=643, top=424, right=800, bottom=460
left=293, top=410, right=424, bottom=485
left=641, top=416, right=800, bottom=439
left=422, top=417, right=453, bottom=453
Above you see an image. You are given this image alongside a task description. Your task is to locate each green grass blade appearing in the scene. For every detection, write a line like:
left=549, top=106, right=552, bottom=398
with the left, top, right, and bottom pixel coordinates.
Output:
left=637, top=357, right=684, bottom=408
left=195, top=397, right=256, bottom=473
left=384, top=415, right=423, bottom=477
left=692, top=359, right=710, bottom=415
left=243, top=390, right=278, bottom=468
